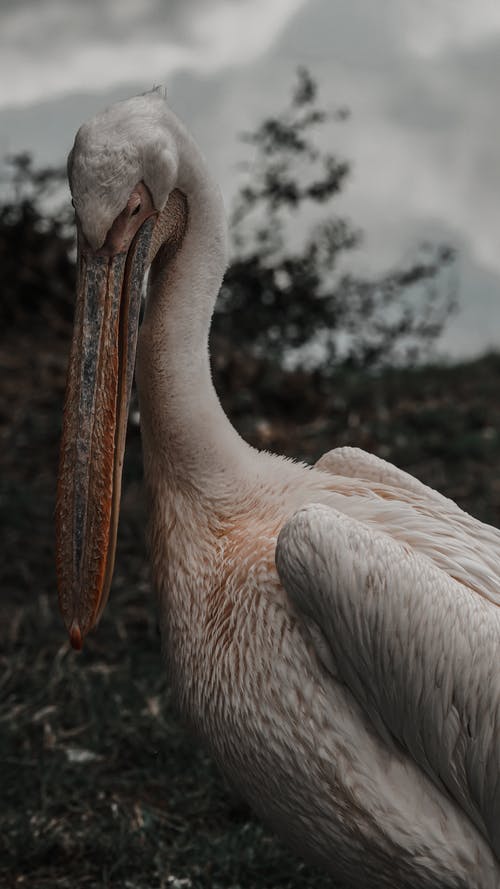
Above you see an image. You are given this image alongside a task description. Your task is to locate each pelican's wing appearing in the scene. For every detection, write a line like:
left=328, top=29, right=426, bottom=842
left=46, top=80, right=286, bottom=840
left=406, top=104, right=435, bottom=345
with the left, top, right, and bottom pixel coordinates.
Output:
left=276, top=504, right=500, bottom=857
left=316, top=446, right=458, bottom=507
left=315, top=447, right=500, bottom=608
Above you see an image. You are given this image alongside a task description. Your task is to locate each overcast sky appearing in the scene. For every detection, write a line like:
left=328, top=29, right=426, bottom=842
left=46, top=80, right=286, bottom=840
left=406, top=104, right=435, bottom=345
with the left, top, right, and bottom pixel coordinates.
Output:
left=1, top=0, right=499, bottom=359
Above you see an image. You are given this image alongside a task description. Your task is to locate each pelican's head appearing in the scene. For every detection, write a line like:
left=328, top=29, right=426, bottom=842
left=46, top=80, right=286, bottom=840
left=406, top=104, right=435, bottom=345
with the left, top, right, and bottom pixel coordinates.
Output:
left=68, top=90, right=179, bottom=250
left=56, top=91, right=186, bottom=649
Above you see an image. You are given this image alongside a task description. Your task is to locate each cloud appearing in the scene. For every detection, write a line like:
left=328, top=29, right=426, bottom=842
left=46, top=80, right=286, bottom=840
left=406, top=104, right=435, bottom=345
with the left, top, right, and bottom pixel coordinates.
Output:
left=0, top=0, right=305, bottom=108
left=1, top=0, right=499, bottom=357
left=342, top=44, right=500, bottom=276
left=394, top=0, right=500, bottom=58
left=270, top=0, right=500, bottom=279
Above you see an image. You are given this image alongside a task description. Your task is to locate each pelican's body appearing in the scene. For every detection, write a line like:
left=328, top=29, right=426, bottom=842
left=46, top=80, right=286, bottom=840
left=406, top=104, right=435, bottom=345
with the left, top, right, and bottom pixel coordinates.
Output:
left=56, top=91, right=500, bottom=888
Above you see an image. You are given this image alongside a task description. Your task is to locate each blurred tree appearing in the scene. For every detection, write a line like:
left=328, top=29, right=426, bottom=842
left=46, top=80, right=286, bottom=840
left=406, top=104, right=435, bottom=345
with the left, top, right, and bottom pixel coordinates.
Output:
left=0, top=153, right=74, bottom=338
left=0, top=70, right=456, bottom=369
left=213, top=68, right=456, bottom=371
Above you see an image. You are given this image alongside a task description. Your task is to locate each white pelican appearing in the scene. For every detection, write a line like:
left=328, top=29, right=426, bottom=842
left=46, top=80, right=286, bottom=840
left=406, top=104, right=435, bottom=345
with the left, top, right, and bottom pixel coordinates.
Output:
left=55, top=90, right=500, bottom=888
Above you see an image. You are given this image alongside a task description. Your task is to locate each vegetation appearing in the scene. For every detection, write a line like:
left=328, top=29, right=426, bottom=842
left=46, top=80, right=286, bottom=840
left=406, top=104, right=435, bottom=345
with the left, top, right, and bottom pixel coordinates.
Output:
left=1, top=70, right=456, bottom=372
left=1, top=72, right=499, bottom=888
left=215, top=68, right=456, bottom=370
left=0, top=152, right=73, bottom=337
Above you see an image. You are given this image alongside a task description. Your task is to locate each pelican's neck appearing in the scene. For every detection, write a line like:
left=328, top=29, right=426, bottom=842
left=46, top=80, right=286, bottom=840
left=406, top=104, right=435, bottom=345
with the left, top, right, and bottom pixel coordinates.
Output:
left=136, top=134, right=250, bottom=495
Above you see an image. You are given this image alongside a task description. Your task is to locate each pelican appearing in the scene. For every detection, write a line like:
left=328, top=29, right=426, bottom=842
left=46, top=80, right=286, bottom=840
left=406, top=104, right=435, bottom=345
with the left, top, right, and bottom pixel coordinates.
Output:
left=55, top=90, right=500, bottom=888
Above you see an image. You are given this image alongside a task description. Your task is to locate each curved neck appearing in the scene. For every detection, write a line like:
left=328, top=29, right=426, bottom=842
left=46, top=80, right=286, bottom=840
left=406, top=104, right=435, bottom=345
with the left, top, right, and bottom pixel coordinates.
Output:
left=136, top=136, right=249, bottom=494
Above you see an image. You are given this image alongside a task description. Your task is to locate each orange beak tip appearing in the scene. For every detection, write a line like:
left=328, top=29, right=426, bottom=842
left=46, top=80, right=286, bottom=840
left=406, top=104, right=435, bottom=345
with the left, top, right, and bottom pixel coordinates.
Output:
left=69, top=621, right=84, bottom=651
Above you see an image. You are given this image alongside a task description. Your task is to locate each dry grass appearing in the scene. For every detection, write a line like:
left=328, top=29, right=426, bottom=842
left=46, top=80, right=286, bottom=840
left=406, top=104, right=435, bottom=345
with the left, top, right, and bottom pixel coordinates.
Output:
left=1, top=585, right=330, bottom=888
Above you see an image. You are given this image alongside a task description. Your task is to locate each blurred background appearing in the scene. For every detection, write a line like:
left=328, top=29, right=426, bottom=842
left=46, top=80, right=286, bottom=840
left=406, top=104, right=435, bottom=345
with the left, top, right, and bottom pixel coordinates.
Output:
left=1, top=2, right=500, bottom=888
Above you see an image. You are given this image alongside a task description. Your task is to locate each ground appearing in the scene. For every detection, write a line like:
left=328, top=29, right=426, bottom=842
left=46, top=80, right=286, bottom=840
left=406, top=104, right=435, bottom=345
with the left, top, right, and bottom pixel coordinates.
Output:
left=1, top=327, right=500, bottom=888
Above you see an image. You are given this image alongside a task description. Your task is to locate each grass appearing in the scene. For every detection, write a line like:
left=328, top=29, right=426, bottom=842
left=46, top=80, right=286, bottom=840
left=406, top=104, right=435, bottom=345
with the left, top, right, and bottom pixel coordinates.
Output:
left=2, top=330, right=500, bottom=887
left=0, top=588, right=331, bottom=889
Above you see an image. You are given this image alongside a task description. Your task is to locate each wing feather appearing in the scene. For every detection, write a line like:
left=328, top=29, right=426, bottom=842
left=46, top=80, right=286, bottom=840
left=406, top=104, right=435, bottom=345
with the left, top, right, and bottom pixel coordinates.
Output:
left=276, top=503, right=500, bottom=857
left=315, top=447, right=446, bottom=506
left=315, top=447, right=500, bottom=607
left=316, top=446, right=446, bottom=501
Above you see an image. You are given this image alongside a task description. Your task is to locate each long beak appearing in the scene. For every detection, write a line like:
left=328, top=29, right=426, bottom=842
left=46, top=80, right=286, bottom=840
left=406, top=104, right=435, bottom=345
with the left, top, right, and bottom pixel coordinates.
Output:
left=56, top=217, right=155, bottom=649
